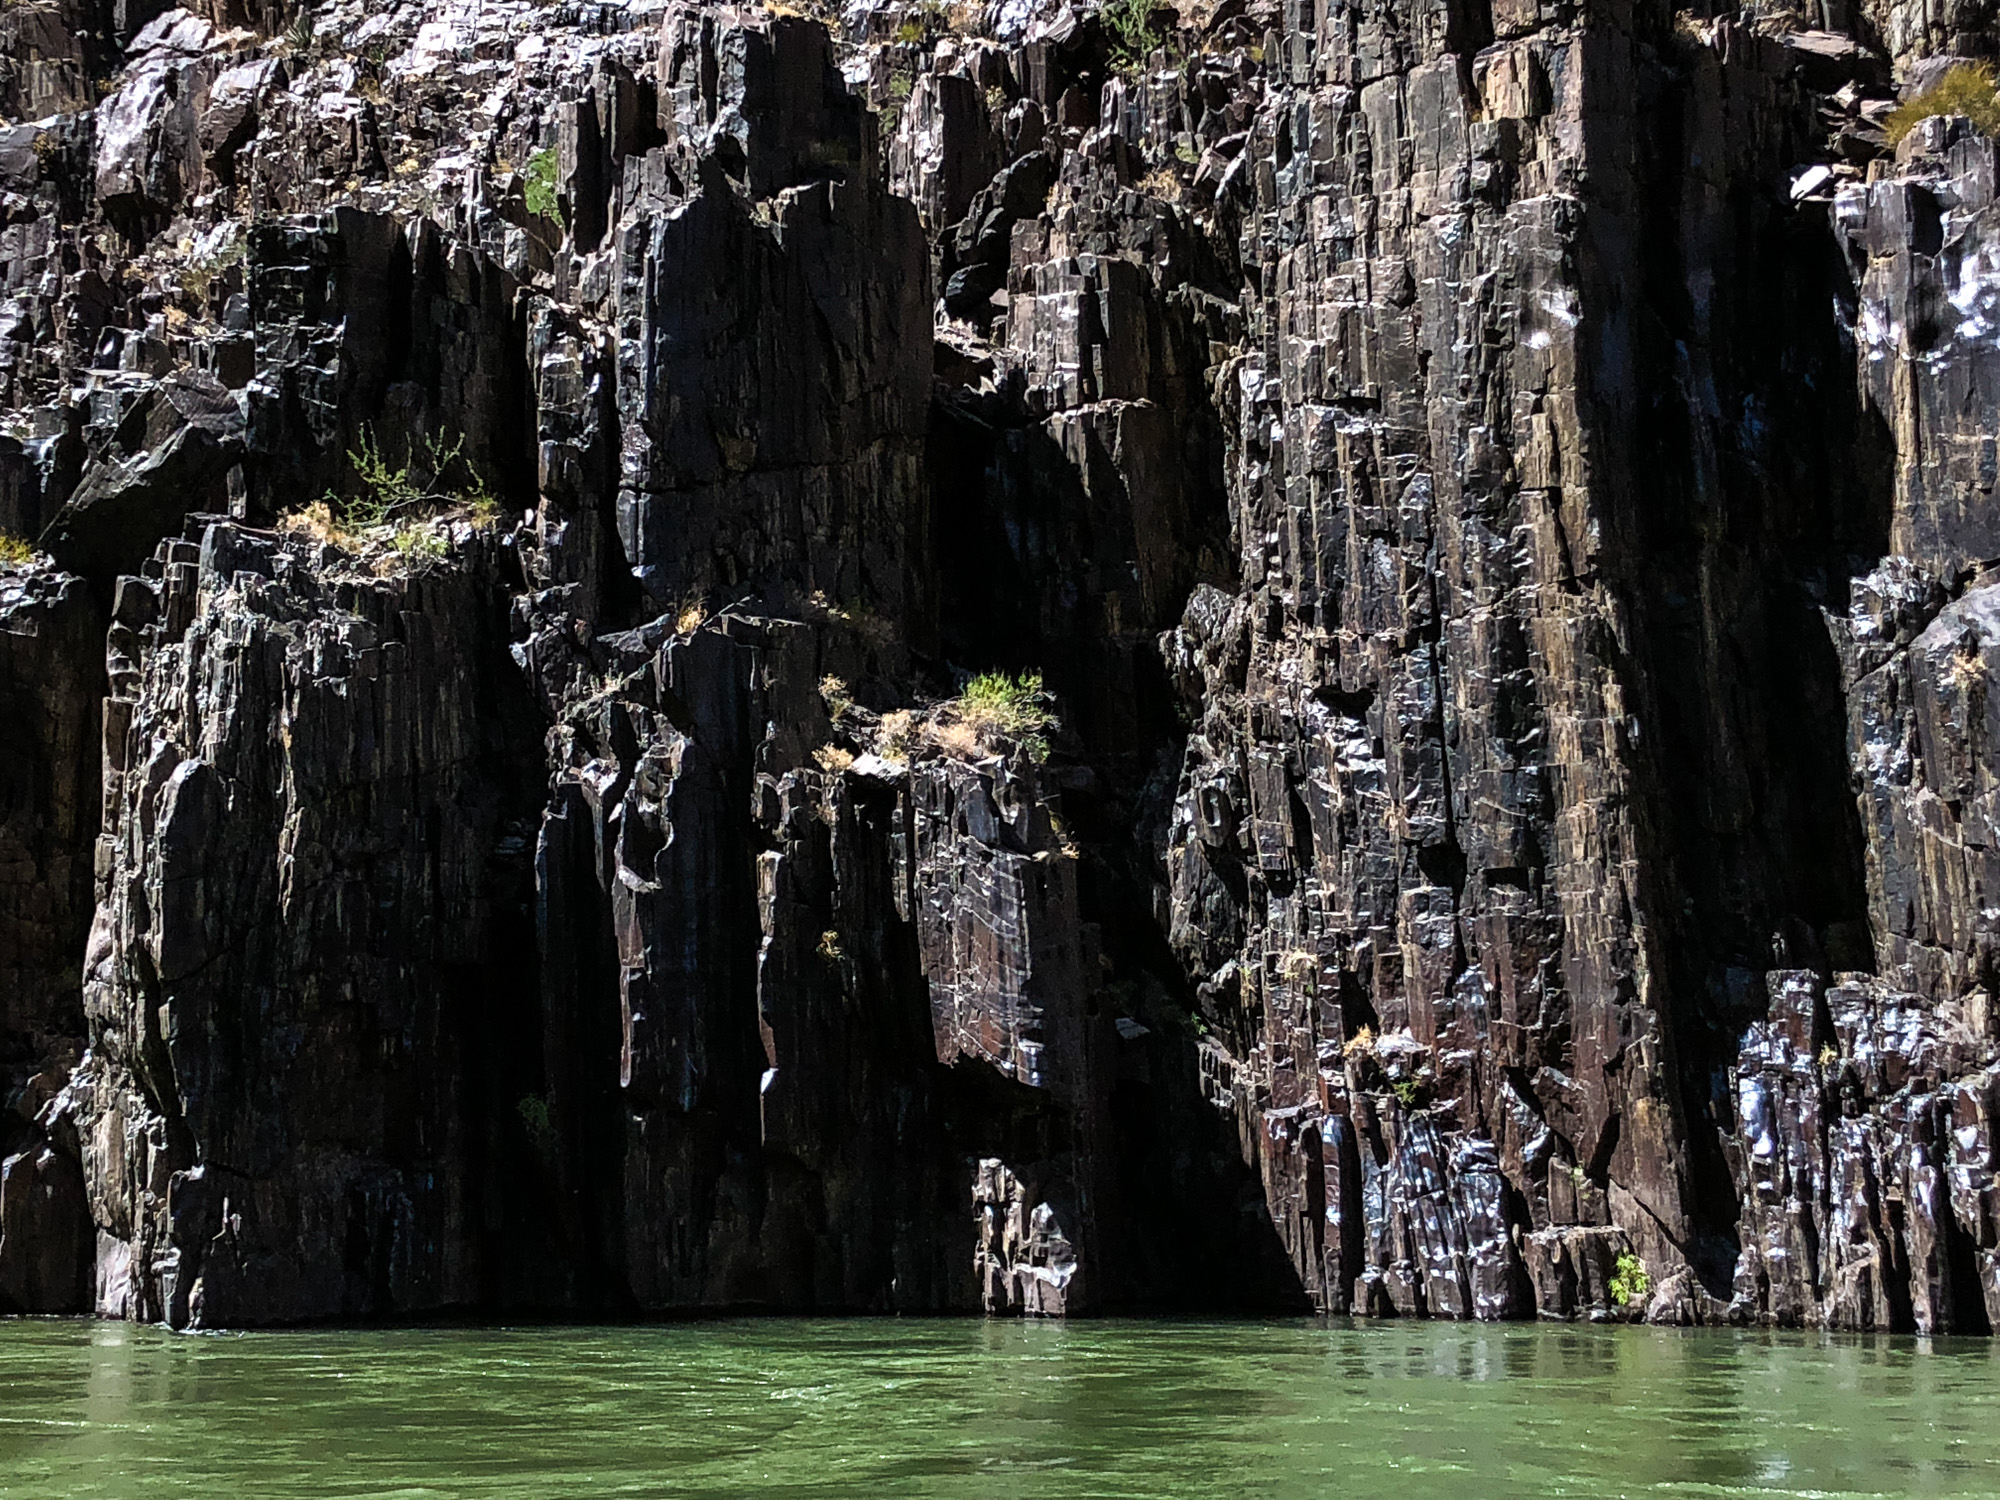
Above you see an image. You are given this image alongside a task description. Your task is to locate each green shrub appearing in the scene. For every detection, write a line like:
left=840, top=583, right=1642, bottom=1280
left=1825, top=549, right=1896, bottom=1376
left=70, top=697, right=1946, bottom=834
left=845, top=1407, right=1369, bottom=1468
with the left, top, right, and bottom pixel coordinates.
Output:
left=338, top=426, right=425, bottom=528
left=956, top=670, right=1056, bottom=759
left=391, top=523, right=451, bottom=565
left=182, top=233, right=247, bottom=307
left=1391, top=1077, right=1420, bottom=1109
left=893, top=0, right=951, bottom=44
left=880, top=69, right=915, bottom=135
left=1101, top=0, right=1170, bottom=71
left=1885, top=65, right=2000, bottom=145
left=0, top=532, right=38, bottom=566
left=1610, top=1251, right=1652, bottom=1308
left=516, top=1095, right=558, bottom=1155
left=523, top=148, right=562, bottom=223
left=332, top=426, right=493, bottom=531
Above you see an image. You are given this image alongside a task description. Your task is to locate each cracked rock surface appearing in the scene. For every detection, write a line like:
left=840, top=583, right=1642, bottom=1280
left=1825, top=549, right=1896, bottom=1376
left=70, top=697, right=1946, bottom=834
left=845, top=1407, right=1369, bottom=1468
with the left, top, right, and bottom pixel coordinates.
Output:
left=5, top=0, right=2000, bottom=1330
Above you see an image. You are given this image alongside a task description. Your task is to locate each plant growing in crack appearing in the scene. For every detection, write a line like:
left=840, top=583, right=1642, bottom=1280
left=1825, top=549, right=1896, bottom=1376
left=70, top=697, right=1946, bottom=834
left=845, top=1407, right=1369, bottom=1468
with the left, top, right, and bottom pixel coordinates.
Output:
left=947, top=670, right=1055, bottom=760
left=391, top=524, right=451, bottom=566
left=820, top=674, right=855, bottom=722
left=516, top=1095, right=559, bottom=1157
left=1610, top=1252, right=1651, bottom=1308
left=329, top=425, right=495, bottom=531
left=1885, top=64, right=2000, bottom=145
left=283, top=8, right=318, bottom=57
left=523, top=147, right=563, bottom=224
left=1101, top=0, right=1173, bottom=71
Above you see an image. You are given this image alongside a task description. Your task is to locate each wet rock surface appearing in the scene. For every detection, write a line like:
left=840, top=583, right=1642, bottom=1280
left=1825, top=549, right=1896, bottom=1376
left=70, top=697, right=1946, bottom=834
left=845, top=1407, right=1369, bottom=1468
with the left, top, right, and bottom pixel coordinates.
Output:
left=3, top=0, right=2000, bottom=1327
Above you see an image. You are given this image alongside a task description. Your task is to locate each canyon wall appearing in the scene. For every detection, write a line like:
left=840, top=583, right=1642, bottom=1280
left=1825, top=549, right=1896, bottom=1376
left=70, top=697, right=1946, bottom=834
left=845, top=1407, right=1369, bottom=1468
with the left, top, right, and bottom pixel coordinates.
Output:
left=3, top=0, right=2000, bottom=1330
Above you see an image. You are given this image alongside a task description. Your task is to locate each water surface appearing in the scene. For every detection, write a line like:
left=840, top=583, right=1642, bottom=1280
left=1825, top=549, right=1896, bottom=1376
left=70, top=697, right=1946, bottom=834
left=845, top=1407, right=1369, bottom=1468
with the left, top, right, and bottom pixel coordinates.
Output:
left=2, top=1317, right=1995, bottom=1497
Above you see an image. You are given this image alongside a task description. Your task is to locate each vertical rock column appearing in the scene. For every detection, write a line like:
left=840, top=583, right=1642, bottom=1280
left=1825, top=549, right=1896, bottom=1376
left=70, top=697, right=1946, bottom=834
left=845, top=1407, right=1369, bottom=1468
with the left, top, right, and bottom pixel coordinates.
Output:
left=1725, top=120, right=2000, bottom=1333
left=0, top=561, right=99, bottom=1313
left=58, top=521, right=556, bottom=1327
left=910, top=753, right=1099, bottom=1314
left=1164, top=0, right=1711, bottom=1318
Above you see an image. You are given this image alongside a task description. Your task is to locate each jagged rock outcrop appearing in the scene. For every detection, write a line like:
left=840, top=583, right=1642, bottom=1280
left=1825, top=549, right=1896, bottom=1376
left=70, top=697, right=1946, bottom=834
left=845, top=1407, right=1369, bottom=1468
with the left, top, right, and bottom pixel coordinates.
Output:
left=1729, top=969, right=2000, bottom=1333
left=7, top=0, right=2000, bottom=1330
left=1718, top=109, right=2000, bottom=1334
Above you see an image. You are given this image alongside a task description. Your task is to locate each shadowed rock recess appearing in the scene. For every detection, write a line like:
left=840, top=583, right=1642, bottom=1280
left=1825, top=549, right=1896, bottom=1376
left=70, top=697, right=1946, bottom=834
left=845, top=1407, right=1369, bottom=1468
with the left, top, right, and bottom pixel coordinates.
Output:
left=3, top=0, right=2000, bottom=1332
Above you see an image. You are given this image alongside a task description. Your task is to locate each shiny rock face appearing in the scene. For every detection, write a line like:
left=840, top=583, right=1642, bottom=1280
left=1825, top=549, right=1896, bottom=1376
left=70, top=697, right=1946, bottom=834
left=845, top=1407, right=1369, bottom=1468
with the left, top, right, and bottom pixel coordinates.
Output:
left=0, top=0, right=1998, bottom=1332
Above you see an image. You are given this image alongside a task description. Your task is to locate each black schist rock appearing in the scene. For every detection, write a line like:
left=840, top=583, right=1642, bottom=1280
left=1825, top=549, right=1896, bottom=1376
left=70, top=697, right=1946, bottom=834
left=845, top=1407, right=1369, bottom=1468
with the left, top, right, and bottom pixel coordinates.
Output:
left=0, top=0, right=1996, bottom=1332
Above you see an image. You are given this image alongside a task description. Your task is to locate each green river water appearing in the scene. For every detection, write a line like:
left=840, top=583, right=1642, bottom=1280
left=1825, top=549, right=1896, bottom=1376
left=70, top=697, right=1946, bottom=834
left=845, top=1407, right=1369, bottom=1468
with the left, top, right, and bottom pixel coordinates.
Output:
left=1, top=1317, right=1996, bottom=1498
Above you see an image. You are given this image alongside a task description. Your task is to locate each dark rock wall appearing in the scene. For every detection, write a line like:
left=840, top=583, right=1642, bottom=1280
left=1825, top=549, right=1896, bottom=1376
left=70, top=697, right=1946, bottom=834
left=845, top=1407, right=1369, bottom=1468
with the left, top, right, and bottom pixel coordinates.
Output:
left=3, top=0, right=2000, bottom=1330
left=0, top=566, right=99, bottom=1313
left=67, top=522, right=554, bottom=1325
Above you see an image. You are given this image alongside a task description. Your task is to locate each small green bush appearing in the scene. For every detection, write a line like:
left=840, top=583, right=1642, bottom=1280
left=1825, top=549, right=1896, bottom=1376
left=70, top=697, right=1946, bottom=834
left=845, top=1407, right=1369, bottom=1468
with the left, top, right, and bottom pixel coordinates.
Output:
left=391, top=523, right=451, bottom=565
left=957, top=670, right=1056, bottom=759
left=332, top=426, right=494, bottom=530
left=516, top=1095, right=558, bottom=1155
left=283, top=8, right=316, bottom=55
left=1885, top=65, right=2000, bottom=145
left=880, top=69, right=915, bottom=135
left=1101, top=0, right=1170, bottom=71
left=893, top=1, right=943, bottom=43
left=523, top=148, right=562, bottom=223
left=0, top=532, right=38, bottom=566
left=1610, top=1251, right=1652, bottom=1308
left=1391, top=1077, right=1420, bottom=1109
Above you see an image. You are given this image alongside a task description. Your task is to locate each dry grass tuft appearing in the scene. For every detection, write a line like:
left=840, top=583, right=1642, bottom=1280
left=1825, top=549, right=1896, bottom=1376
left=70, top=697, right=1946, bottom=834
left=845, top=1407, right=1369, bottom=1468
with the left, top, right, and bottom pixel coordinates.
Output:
left=805, top=588, right=896, bottom=649
left=279, top=500, right=348, bottom=546
left=674, top=592, right=709, bottom=635
left=1137, top=166, right=1185, bottom=203
left=876, top=708, right=919, bottom=764
left=929, top=720, right=981, bottom=759
left=1672, top=9, right=1712, bottom=46
left=819, top=674, right=854, bottom=720
left=1886, top=64, right=2000, bottom=144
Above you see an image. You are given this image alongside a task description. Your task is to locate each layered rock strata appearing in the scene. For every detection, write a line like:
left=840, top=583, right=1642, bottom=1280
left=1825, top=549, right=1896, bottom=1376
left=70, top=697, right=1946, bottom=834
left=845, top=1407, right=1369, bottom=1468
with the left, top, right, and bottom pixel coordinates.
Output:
left=1, top=0, right=2000, bottom=1330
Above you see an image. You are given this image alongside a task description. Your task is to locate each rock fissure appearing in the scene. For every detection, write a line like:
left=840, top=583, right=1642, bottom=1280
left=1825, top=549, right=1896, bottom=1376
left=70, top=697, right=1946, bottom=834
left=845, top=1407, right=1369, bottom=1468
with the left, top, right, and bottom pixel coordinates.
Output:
left=0, top=0, right=1998, bottom=1330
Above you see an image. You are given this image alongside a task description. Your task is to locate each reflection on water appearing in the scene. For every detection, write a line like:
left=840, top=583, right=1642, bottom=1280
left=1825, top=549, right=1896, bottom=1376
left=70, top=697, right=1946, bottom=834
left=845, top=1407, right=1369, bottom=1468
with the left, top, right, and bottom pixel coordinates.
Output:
left=2, top=1317, right=1996, bottom=1497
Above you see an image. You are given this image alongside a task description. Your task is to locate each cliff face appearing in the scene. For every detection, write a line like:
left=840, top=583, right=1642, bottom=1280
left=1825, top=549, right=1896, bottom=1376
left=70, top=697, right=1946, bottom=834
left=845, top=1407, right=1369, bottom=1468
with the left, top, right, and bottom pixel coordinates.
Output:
left=3, top=0, right=2000, bottom=1332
